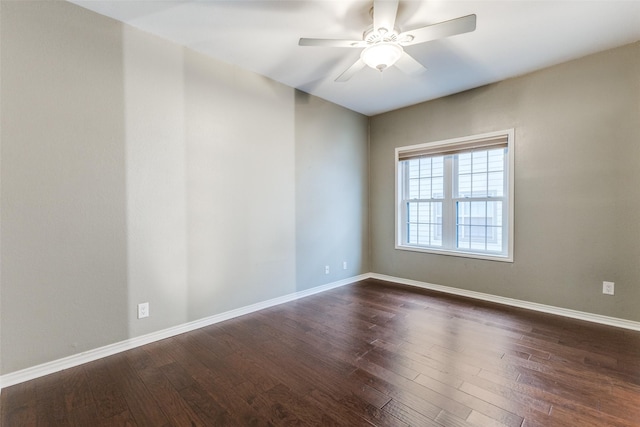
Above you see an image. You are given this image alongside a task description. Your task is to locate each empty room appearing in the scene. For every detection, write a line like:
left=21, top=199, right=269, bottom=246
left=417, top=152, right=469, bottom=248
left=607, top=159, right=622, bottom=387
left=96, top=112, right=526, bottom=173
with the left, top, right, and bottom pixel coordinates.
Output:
left=1, top=0, right=639, bottom=426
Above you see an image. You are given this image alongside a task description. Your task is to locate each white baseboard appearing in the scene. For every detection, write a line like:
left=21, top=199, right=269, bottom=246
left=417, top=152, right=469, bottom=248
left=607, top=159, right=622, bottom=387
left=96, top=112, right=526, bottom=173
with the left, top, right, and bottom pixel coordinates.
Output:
left=368, top=273, right=640, bottom=332
left=3, top=272, right=639, bottom=392
left=0, top=274, right=368, bottom=391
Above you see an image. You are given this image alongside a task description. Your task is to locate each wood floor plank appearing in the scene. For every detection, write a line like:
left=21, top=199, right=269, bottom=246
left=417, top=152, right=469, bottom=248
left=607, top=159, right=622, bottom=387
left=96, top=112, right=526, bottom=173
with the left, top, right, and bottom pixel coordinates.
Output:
left=458, top=381, right=551, bottom=423
left=381, top=398, right=443, bottom=427
left=136, top=365, right=207, bottom=426
left=177, top=382, right=237, bottom=426
left=548, top=404, right=638, bottom=427
left=233, top=380, right=314, bottom=426
left=407, top=367, right=524, bottom=427
left=87, top=380, right=130, bottom=421
left=1, top=381, right=38, bottom=426
left=350, top=363, right=473, bottom=420
left=34, top=371, right=69, bottom=426
left=61, top=366, right=93, bottom=414
left=338, top=393, right=410, bottom=427
left=263, top=383, right=344, bottom=426
left=349, top=368, right=445, bottom=421
left=306, top=388, right=377, bottom=427
left=135, top=340, right=176, bottom=370
left=3, top=278, right=640, bottom=427
left=235, top=323, right=390, bottom=410
left=224, top=336, right=318, bottom=397
left=258, top=307, right=375, bottom=361
left=189, top=368, right=275, bottom=426
left=104, top=354, right=173, bottom=427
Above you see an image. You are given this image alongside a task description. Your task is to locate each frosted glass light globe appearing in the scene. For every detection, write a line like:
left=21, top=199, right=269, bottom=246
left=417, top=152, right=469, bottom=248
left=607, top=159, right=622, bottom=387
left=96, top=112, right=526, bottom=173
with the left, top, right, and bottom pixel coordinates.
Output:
left=361, top=42, right=403, bottom=71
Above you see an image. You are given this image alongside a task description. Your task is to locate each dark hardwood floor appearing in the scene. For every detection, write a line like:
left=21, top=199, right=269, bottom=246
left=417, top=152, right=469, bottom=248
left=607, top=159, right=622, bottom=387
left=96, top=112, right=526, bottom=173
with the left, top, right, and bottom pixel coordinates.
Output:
left=3, top=278, right=640, bottom=426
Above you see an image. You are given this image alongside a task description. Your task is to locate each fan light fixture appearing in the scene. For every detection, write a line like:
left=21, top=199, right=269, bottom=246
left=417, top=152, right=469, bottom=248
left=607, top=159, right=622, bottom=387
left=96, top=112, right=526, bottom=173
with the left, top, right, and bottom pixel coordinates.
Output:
left=360, top=42, right=403, bottom=71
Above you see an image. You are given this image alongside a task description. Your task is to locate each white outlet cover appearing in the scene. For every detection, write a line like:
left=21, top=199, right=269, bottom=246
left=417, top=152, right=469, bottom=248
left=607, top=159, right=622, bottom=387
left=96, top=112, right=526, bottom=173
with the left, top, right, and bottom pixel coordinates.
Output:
left=138, top=302, right=150, bottom=319
left=602, top=281, right=615, bottom=295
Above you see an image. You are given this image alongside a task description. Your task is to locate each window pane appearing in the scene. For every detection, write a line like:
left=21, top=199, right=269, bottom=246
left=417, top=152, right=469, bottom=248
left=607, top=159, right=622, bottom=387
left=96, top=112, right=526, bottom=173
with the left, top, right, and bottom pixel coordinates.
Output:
left=471, top=173, right=487, bottom=197
left=470, top=201, right=487, bottom=226
left=456, top=150, right=501, bottom=199
left=432, top=176, right=443, bottom=198
left=457, top=201, right=470, bottom=225
left=419, top=158, right=431, bottom=178
left=431, top=223, right=442, bottom=246
left=408, top=202, right=417, bottom=222
left=456, top=201, right=504, bottom=252
left=407, top=201, right=442, bottom=247
left=430, top=202, right=443, bottom=247
left=404, top=157, right=445, bottom=201
left=488, top=149, right=505, bottom=172
left=457, top=201, right=493, bottom=251
left=487, top=201, right=502, bottom=227
left=458, top=152, right=471, bottom=174
left=488, top=171, right=504, bottom=197
left=458, top=174, right=471, bottom=198
left=457, top=225, right=470, bottom=249
left=487, top=226, right=503, bottom=252
left=470, top=226, right=487, bottom=250
left=417, top=223, right=429, bottom=246
left=472, top=151, right=488, bottom=173
left=408, top=227, right=418, bottom=244
left=408, top=178, right=419, bottom=199
left=432, top=156, right=444, bottom=177
left=408, top=159, right=420, bottom=178
left=419, top=178, right=432, bottom=199
left=417, top=202, right=430, bottom=222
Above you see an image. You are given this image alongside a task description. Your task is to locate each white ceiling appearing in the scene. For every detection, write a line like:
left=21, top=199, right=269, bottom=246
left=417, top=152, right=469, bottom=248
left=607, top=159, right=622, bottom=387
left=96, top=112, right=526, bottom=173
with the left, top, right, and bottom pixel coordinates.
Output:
left=69, top=0, right=640, bottom=116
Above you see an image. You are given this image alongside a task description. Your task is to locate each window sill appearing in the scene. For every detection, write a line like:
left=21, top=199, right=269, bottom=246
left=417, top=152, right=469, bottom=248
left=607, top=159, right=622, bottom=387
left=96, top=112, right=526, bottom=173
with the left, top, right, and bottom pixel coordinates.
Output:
left=395, top=244, right=513, bottom=263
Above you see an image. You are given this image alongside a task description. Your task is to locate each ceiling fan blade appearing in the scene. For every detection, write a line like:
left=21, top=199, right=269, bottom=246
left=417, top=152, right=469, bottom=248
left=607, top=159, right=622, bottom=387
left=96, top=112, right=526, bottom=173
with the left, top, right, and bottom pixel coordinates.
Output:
left=373, top=0, right=399, bottom=33
left=299, top=38, right=365, bottom=48
left=399, top=14, right=476, bottom=46
left=395, top=52, right=426, bottom=76
left=335, top=59, right=366, bottom=82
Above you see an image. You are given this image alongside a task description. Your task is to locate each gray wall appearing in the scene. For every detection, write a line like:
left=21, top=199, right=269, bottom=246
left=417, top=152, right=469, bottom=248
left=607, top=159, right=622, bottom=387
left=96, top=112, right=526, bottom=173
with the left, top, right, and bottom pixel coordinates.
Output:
left=0, top=1, right=368, bottom=374
left=295, top=91, right=369, bottom=290
left=370, top=42, right=640, bottom=322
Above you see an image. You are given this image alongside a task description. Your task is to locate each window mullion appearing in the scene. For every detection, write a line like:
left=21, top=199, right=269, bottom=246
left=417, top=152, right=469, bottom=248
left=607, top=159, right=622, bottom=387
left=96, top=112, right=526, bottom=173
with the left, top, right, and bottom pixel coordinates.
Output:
left=442, top=155, right=455, bottom=250
left=404, top=163, right=411, bottom=245
left=400, top=162, right=408, bottom=245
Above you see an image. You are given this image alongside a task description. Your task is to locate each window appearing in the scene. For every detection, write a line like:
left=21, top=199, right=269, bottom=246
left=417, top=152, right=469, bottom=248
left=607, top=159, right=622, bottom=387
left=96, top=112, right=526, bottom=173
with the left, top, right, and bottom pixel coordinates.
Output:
left=396, top=129, right=514, bottom=262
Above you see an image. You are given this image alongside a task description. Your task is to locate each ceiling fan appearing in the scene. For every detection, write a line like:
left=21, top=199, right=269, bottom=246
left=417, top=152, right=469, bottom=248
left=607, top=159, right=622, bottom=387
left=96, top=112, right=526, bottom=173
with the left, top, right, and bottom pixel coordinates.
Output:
left=299, top=0, right=476, bottom=82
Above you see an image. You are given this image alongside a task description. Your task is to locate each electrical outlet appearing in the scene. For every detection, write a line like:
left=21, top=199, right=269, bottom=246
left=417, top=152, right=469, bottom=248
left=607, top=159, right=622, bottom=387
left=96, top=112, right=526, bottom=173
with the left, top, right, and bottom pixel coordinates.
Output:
left=325, top=265, right=330, bottom=275
left=138, top=302, right=150, bottom=319
left=602, top=281, right=614, bottom=295
left=343, top=261, right=348, bottom=270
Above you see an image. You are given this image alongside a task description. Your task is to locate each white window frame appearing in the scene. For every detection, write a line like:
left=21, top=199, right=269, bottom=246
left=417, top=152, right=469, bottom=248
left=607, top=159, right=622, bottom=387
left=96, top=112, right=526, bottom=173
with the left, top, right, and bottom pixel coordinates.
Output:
left=395, top=129, right=515, bottom=262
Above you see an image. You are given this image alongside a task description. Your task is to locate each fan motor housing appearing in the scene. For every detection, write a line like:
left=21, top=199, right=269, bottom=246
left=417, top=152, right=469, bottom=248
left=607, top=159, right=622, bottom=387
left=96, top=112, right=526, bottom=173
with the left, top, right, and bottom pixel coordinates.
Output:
left=363, top=27, right=400, bottom=45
